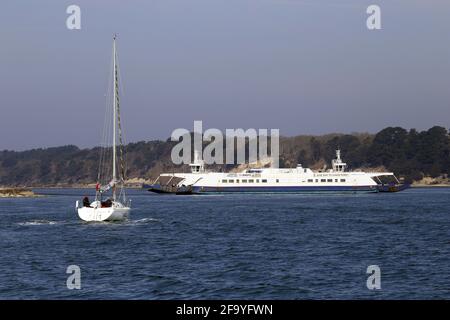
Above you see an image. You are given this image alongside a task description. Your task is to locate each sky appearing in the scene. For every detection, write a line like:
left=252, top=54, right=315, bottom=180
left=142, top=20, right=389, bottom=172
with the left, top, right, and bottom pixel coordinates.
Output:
left=1, top=0, right=449, bottom=150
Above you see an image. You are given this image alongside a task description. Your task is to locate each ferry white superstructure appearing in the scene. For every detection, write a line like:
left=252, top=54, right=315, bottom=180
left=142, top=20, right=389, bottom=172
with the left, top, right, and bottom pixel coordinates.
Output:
left=149, top=150, right=403, bottom=194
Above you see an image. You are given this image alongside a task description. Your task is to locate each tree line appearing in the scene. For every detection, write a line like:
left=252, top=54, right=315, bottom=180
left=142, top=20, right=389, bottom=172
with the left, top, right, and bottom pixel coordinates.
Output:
left=0, top=126, right=448, bottom=186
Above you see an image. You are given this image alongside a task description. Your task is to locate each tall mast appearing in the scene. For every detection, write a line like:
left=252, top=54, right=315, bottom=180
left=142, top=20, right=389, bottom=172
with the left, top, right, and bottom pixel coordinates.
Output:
left=112, top=35, right=117, bottom=200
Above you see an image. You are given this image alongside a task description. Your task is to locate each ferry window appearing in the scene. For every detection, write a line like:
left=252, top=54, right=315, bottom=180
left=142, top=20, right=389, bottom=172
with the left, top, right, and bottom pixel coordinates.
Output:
left=256, top=179, right=259, bottom=183
left=304, top=169, right=307, bottom=173
left=315, top=179, right=318, bottom=182
left=276, top=179, right=279, bottom=183
left=308, top=179, right=313, bottom=182
left=222, top=180, right=227, bottom=183
left=262, top=179, right=267, bottom=183
left=321, top=179, right=326, bottom=182
left=229, top=179, right=234, bottom=183
left=340, top=179, right=346, bottom=182
left=335, top=179, right=338, bottom=182
left=327, top=179, right=333, bottom=182
left=242, top=179, right=247, bottom=183
left=249, top=179, right=254, bottom=183
left=236, top=179, right=239, bottom=183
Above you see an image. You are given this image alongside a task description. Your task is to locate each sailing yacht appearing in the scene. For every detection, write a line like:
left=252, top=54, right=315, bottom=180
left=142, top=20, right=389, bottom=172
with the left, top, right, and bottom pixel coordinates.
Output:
left=76, top=35, right=131, bottom=222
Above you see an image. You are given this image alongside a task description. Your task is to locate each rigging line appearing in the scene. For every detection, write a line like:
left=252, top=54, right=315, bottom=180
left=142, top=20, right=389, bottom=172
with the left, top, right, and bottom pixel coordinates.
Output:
left=116, top=49, right=125, bottom=98
left=113, top=38, right=129, bottom=188
left=101, top=85, right=114, bottom=187
left=99, top=105, right=111, bottom=185
left=98, top=46, right=115, bottom=184
left=116, top=78, right=126, bottom=185
left=115, top=63, right=127, bottom=201
left=114, top=45, right=127, bottom=186
left=115, top=45, right=127, bottom=191
left=116, top=85, right=125, bottom=181
left=119, top=100, right=128, bottom=187
left=114, top=51, right=120, bottom=183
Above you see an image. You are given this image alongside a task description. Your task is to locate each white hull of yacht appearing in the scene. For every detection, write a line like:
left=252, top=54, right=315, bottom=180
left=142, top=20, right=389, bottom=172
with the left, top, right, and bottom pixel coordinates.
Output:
left=77, top=205, right=130, bottom=222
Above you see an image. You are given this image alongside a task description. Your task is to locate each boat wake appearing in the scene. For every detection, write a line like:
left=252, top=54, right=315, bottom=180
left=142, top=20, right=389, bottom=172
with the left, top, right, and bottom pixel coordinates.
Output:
left=127, top=217, right=160, bottom=225
left=78, top=217, right=160, bottom=226
left=18, top=220, right=59, bottom=226
left=15, top=216, right=160, bottom=227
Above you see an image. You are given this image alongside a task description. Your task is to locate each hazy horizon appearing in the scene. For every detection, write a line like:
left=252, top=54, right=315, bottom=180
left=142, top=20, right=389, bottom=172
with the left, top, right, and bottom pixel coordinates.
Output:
left=1, top=0, right=449, bottom=150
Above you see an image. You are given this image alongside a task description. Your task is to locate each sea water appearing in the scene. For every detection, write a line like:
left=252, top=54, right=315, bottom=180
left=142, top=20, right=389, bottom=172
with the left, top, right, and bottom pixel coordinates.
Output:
left=0, top=188, right=449, bottom=299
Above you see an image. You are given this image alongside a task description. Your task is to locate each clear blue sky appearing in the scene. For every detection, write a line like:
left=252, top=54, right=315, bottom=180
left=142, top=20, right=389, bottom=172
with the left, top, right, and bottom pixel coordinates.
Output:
left=1, top=0, right=449, bottom=150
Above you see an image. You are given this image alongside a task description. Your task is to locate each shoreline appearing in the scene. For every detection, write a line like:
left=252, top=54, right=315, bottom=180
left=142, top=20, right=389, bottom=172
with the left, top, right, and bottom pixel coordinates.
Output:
left=21, top=184, right=450, bottom=189
left=0, top=188, right=41, bottom=198
left=28, top=185, right=146, bottom=189
left=2, top=180, right=448, bottom=191
left=411, top=184, right=450, bottom=188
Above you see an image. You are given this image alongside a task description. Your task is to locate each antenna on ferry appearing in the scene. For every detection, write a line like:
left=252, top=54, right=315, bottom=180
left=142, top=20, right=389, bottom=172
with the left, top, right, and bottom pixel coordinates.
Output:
left=194, top=149, right=200, bottom=163
left=332, top=149, right=346, bottom=172
left=190, top=147, right=205, bottom=173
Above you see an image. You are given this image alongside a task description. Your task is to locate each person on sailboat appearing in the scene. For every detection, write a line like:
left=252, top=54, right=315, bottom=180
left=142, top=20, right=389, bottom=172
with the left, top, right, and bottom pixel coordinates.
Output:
left=83, top=196, right=90, bottom=207
left=101, top=198, right=112, bottom=208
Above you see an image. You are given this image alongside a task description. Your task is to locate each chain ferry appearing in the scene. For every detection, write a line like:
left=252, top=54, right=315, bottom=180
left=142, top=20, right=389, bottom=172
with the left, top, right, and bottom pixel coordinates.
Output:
left=148, top=150, right=408, bottom=194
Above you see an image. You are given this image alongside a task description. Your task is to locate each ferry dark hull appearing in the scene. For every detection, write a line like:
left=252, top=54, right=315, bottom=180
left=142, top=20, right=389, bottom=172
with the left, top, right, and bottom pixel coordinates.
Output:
left=148, top=184, right=381, bottom=194
left=377, top=184, right=410, bottom=192
left=148, top=184, right=195, bottom=195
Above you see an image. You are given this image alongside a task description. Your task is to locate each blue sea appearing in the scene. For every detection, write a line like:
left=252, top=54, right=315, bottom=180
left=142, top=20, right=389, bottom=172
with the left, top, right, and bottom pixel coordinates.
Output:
left=0, top=188, right=449, bottom=299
